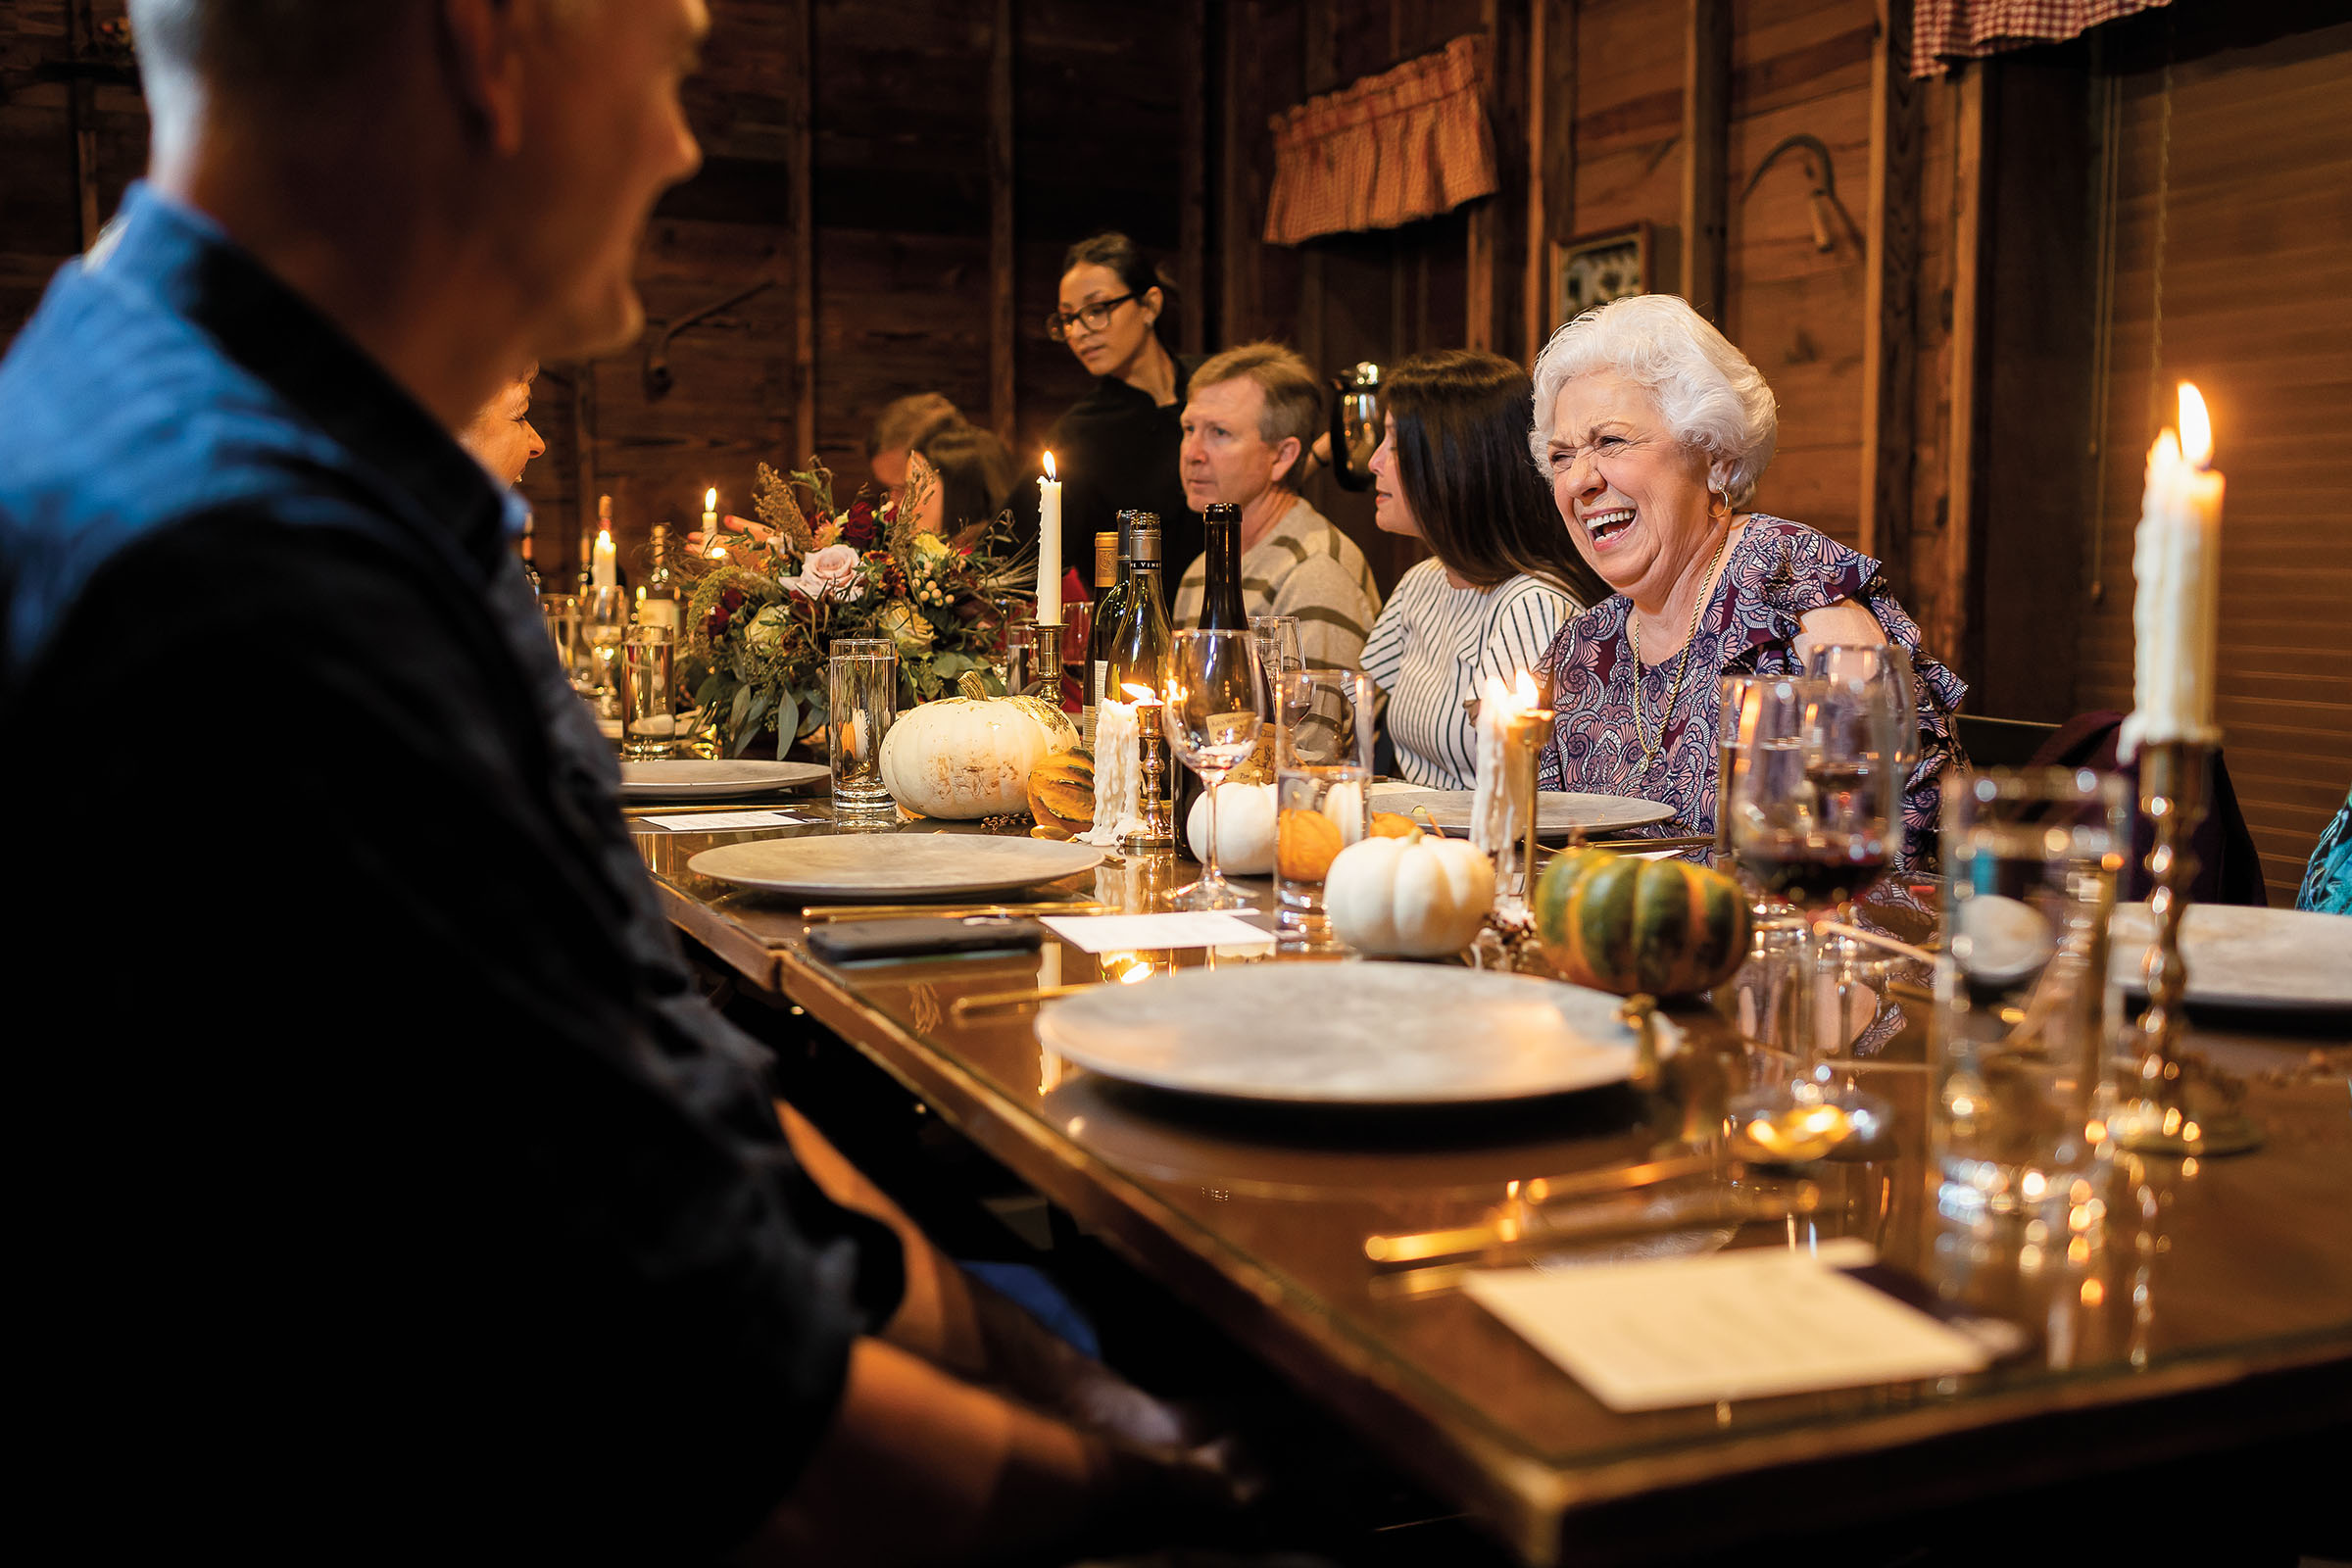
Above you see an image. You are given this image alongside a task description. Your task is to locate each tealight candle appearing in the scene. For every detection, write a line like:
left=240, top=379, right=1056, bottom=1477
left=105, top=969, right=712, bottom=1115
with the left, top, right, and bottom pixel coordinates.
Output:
left=592, top=494, right=617, bottom=589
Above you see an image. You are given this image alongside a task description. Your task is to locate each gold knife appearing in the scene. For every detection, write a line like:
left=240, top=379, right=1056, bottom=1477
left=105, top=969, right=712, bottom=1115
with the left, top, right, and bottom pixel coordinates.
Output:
left=802, top=901, right=1110, bottom=922
left=1366, top=1175, right=1809, bottom=1269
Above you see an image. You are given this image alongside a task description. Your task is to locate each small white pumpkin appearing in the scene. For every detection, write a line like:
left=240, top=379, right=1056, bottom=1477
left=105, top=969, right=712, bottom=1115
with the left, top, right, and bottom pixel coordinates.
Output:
left=1185, top=781, right=1277, bottom=875
left=1323, top=828, right=1494, bottom=957
left=878, top=690, right=1077, bottom=819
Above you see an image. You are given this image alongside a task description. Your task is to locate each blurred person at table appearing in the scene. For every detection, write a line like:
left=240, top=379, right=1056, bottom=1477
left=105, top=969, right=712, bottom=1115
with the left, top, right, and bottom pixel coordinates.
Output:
left=1044, top=232, right=1201, bottom=576
left=459, top=361, right=547, bottom=488
left=906, top=417, right=1017, bottom=536
left=1171, top=342, right=1382, bottom=675
left=0, top=3, right=1241, bottom=1564
left=1527, top=294, right=1965, bottom=867
left=1359, top=350, right=1604, bottom=789
left=867, top=390, right=960, bottom=504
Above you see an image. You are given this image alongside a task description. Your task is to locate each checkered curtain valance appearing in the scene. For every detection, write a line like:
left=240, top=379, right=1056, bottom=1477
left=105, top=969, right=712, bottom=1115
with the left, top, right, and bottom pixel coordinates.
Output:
left=1912, top=0, right=2173, bottom=75
left=1262, top=35, right=1499, bottom=246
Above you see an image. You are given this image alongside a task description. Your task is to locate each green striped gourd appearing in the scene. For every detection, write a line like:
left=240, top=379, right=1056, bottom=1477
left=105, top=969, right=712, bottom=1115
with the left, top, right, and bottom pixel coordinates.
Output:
left=1534, top=849, right=1751, bottom=997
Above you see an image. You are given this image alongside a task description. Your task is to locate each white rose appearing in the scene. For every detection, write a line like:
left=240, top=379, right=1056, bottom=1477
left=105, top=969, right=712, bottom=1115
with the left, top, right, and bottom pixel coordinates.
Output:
left=788, top=542, right=866, bottom=603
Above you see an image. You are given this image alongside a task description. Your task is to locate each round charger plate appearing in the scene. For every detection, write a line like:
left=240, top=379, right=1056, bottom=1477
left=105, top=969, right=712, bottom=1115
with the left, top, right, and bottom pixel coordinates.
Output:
left=689, top=832, right=1104, bottom=898
left=617, top=760, right=830, bottom=800
left=1366, top=786, right=1675, bottom=840
left=1038, top=963, right=1675, bottom=1105
left=2107, top=903, right=2352, bottom=1015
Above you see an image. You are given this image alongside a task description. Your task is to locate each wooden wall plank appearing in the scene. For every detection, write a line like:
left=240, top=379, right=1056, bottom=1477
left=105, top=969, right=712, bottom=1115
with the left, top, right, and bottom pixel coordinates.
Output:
left=1940, top=63, right=1985, bottom=679
left=988, top=0, right=1016, bottom=445
left=1680, top=0, right=1732, bottom=320
left=1858, top=0, right=1919, bottom=579
left=787, top=0, right=816, bottom=466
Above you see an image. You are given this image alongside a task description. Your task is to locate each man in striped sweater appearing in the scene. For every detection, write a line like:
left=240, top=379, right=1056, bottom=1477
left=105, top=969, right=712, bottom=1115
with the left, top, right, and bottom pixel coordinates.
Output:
left=1172, top=342, right=1383, bottom=675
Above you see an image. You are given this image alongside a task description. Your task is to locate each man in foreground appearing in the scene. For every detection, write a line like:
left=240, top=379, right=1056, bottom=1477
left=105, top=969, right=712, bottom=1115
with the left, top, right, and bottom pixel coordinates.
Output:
left=0, top=2, right=1225, bottom=1561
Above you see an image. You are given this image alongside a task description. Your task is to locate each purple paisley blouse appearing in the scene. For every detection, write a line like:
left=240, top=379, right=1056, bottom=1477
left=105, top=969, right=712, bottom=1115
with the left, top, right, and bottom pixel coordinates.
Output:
left=1534, top=515, right=1968, bottom=870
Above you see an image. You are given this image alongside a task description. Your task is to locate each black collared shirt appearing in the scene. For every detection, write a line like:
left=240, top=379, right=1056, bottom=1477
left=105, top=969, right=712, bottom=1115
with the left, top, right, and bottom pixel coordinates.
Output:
left=0, top=187, right=898, bottom=1562
left=1047, top=354, right=1203, bottom=581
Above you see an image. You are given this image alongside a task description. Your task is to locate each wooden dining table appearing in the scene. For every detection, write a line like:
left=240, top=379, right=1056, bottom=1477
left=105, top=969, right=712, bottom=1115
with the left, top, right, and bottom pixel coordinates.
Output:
left=630, top=804, right=2352, bottom=1567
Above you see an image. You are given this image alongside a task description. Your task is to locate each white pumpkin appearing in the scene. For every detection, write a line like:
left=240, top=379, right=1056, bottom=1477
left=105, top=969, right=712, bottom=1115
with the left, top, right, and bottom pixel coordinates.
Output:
left=1184, top=781, right=1277, bottom=875
left=1323, top=828, right=1494, bottom=957
left=878, top=693, right=1077, bottom=818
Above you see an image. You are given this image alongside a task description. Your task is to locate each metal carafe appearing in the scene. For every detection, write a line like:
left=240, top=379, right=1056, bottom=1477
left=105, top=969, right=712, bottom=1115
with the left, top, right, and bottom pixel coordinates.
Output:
left=1327, top=361, right=1382, bottom=492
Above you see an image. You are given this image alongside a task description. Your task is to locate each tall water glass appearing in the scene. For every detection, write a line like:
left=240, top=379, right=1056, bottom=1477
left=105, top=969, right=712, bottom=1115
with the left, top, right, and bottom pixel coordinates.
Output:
left=1935, top=768, right=2126, bottom=1226
left=1162, top=628, right=1265, bottom=910
left=582, top=585, right=629, bottom=715
left=1274, top=669, right=1376, bottom=948
left=620, top=624, right=682, bottom=759
left=541, top=593, right=585, bottom=694
left=829, top=639, right=899, bottom=816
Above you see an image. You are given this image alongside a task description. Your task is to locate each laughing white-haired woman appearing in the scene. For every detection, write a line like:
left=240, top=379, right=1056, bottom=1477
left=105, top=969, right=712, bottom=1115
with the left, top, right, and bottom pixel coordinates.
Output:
left=1527, top=293, right=1966, bottom=867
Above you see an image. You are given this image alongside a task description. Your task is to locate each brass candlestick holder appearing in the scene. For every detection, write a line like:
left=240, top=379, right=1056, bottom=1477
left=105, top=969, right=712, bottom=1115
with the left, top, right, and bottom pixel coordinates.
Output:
left=1478, top=709, right=1552, bottom=921
left=1021, top=617, right=1067, bottom=703
left=1120, top=699, right=1177, bottom=853
left=2109, top=738, right=2262, bottom=1156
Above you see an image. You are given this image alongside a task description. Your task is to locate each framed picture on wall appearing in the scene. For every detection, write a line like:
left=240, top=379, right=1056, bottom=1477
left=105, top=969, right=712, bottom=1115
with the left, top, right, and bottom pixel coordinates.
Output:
left=1549, top=223, right=1651, bottom=328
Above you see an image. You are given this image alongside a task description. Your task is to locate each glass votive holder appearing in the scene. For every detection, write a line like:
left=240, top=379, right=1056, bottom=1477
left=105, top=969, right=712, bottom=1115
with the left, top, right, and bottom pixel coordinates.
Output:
left=1272, top=669, right=1375, bottom=949
left=1934, top=767, right=2128, bottom=1227
left=828, top=638, right=899, bottom=815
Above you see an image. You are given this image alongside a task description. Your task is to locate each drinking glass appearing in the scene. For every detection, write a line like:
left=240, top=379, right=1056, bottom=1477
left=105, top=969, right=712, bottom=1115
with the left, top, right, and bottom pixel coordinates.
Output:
left=1274, top=669, right=1376, bottom=948
left=1935, top=768, right=2127, bottom=1226
left=620, top=623, right=682, bottom=759
left=540, top=593, right=585, bottom=694
left=581, top=585, right=629, bottom=715
left=1717, top=675, right=1802, bottom=937
left=1807, top=641, right=1919, bottom=779
left=1162, top=628, right=1266, bottom=910
left=1722, top=675, right=1901, bottom=1156
left=829, top=638, right=899, bottom=816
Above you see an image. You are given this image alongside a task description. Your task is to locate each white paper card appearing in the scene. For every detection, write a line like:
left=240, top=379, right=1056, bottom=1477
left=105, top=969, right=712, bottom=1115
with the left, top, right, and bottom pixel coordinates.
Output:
left=1040, top=912, right=1277, bottom=954
left=1463, top=1239, right=1988, bottom=1411
left=638, top=810, right=819, bottom=832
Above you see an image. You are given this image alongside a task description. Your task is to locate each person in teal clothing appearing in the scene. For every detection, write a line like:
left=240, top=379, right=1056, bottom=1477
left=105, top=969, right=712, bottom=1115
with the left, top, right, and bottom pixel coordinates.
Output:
left=2297, top=787, right=2352, bottom=914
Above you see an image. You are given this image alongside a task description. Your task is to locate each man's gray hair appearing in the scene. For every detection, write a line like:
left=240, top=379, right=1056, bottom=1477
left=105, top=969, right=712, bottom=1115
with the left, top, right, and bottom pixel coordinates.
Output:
left=1527, top=294, right=1779, bottom=508
left=1190, top=341, right=1322, bottom=491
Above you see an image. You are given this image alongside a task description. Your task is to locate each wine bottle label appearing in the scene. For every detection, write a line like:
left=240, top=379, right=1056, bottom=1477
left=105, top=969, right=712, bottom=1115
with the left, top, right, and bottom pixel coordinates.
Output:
left=1093, top=660, right=1109, bottom=703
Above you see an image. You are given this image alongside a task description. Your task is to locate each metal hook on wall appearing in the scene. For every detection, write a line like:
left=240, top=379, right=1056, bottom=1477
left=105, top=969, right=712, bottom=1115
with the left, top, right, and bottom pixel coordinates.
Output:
left=642, top=277, right=780, bottom=400
left=1740, top=132, right=1864, bottom=255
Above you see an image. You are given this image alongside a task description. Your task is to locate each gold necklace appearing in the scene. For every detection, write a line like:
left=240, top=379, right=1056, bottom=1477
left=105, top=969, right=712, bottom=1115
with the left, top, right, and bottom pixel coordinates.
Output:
left=1625, top=526, right=1732, bottom=769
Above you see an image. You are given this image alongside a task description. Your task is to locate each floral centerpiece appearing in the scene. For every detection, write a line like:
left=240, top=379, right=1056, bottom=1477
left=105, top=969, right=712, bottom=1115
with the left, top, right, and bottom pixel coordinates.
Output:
left=683, top=458, right=1033, bottom=755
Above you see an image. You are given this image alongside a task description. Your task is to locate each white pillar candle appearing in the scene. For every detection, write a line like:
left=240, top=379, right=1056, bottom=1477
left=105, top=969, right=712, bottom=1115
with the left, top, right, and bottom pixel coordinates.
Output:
left=592, top=503, right=617, bottom=590
left=1037, top=452, right=1063, bottom=627
left=1470, top=669, right=1538, bottom=856
left=2121, top=383, right=2225, bottom=759
left=703, top=487, right=719, bottom=538
left=1078, top=695, right=1144, bottom=847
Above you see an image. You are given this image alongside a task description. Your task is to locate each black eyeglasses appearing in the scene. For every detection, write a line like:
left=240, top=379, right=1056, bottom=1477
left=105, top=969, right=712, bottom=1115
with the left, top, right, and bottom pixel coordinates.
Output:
left=1045, top=293, right=1139, bottom=342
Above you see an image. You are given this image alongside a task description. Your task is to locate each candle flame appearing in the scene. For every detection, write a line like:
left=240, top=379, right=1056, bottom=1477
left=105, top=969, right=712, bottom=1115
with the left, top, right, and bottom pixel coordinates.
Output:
left=1042, top=451, right=1057, bottom=481
left=1512, top=668, right=1538, bottom=708
left=596, top=528, right=612, bottom=551
left=2177, top=383, right=2212, bottom=468
left=710, top=542, right=729, bottom=559
left=705, top=487, right=718, bottom=511
left=1121, top=681, right=1158, bottom=704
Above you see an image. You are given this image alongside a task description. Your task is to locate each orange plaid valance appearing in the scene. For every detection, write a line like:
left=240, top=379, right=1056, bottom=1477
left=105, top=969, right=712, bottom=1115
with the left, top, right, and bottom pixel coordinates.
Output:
left=1912, top=0, right=2172, bottom=75
left=1262, top=36, right=1499, bottom=246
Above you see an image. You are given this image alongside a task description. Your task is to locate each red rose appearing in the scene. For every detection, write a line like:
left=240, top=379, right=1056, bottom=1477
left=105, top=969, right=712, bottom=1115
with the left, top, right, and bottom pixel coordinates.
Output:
left=842, top=499, right=879, bottom=549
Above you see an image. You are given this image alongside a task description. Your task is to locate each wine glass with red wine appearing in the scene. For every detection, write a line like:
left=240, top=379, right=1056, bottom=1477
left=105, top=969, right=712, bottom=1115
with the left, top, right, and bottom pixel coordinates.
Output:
left=1720, top=675, right=1900, bottom=1160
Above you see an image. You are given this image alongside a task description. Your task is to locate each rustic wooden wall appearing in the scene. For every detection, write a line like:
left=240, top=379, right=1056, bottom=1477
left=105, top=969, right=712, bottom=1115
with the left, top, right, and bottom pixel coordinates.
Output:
left=2, top=0, right=143, bottom=332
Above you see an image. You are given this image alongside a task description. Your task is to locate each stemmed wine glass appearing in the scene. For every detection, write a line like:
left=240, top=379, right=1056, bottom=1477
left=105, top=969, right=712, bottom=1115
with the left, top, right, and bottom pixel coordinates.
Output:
left=1162, top=628, right=1266, bottom=910
left=1722, top=674, right=1900, bottom=1160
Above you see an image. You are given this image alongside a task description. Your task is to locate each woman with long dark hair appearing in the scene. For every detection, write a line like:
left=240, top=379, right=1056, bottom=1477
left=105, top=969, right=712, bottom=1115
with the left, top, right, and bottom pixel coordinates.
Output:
left=1042, top=232, right=1201, bottom=577
left=1360, top=350, right=1605, bottom=788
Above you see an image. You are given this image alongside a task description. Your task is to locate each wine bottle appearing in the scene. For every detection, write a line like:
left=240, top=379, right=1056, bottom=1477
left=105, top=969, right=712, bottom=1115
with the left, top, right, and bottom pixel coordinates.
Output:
left=1082, top=523, right=1127, bottom=746
left=639, top=522, right=682, bottom=632
left=1102, top=514, right=1171, bottom=706
left=1196, top=501, right=1248, bottom=631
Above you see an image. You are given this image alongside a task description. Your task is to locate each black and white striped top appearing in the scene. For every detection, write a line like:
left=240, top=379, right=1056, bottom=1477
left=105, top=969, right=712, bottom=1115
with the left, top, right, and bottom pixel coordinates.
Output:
left=1361, top=560, right=1580, bottom=788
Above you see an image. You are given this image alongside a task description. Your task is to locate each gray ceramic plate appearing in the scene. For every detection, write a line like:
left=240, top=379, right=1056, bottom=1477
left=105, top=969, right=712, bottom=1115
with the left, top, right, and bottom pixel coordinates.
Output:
left=616, top=760, right=830, bottom=800
left=1367, top=786, right=1676, bottom=840
left=2107, top=903, right=2352, bottom=1014
left=1038, top=963, right=1673, bottom=1105
left=689, top=832, right=1104, bottom=898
